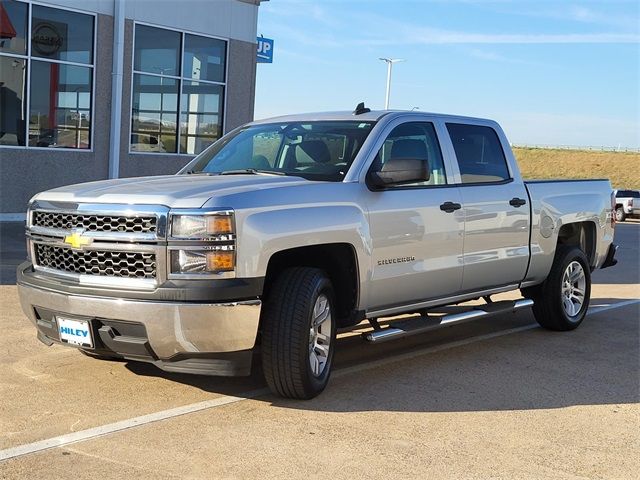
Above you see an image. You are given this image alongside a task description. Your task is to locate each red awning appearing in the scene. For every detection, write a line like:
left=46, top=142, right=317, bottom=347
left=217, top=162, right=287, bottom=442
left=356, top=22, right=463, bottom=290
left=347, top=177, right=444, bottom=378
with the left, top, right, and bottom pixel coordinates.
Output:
left=0, top=3, right=17, bottom=39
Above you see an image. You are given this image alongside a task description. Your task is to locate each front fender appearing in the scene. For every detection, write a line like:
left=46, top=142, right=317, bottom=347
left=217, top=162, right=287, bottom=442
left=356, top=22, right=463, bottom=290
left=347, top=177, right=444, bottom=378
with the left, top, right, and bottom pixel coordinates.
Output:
left=237, top=204, right=370, bottom=284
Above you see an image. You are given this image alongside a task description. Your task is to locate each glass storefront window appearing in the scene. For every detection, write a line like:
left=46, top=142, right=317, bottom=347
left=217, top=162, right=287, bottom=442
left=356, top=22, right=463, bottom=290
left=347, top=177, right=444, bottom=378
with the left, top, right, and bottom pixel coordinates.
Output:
left=183, top=34, right=225, bottom=83
left=180, top=81, right=223, bottom=154
left=0, top=56, right=27, bottom=145
left=131, top=74, right=178, bottom=153
left=0, top=2, right=94, bottom=150
left=31, top=5, right=94, bottom=65
left=0, top=0, right=28, bottom=55
left=131, top=24, right=226, bottom=155
left=29, top=61, right=92, bottom=148
left=134, top=24, right=181, bottom=76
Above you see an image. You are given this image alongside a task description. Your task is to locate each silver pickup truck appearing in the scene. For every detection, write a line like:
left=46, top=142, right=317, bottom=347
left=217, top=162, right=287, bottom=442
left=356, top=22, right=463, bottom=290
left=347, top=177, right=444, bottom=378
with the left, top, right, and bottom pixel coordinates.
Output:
left=18, top=107, right=618, bottom=399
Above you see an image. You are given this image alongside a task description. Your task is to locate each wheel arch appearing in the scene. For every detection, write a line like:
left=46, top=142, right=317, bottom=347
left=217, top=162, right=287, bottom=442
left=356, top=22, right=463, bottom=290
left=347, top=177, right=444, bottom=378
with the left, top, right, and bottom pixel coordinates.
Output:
left=556, top=221, right=597, bottom=268
left=262, top=243, right=361, bottom=328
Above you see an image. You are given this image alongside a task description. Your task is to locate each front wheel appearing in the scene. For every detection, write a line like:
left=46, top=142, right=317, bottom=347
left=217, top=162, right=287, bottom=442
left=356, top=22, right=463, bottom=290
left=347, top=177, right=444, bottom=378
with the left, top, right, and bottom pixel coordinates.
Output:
left=260, top=267, right=337, bottom=399
left=615, top=207, right=626, bottom=222
left=522, top=246, right=591, bottom=331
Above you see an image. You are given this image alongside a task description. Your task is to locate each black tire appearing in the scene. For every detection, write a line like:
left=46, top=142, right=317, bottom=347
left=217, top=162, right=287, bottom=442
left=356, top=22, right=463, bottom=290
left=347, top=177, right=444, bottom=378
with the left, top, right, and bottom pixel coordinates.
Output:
left=615, top=207, right=626, bottom=222
left=260, top=267, right=337, bottom=399
left=522, top=246, right=591, bottom=331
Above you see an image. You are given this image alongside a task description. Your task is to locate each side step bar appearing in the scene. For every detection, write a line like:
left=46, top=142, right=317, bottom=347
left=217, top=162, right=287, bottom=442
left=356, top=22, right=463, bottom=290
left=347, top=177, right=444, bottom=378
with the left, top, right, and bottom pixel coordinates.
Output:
left=363, top=298, right=534, bottom=343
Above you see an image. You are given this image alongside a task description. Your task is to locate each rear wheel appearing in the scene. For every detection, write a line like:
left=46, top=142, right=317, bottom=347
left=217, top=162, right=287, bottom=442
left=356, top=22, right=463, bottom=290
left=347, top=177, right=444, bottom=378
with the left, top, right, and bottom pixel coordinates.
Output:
left=522, top=246, right=591, bottom=331
left=615, top=207, right=626, bottom=222
left=260, top=267, right=336, bottom=399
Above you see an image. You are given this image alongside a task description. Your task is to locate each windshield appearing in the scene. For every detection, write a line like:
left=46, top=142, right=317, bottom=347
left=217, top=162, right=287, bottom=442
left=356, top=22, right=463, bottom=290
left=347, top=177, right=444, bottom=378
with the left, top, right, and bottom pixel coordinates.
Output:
left=180, top=121, right=375, bottom=181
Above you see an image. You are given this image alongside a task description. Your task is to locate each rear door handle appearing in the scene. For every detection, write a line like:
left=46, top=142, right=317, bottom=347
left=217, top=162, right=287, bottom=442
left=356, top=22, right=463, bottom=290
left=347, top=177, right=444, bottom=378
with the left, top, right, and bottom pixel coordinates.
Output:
left=509, top=197, right=527, bottom=208
left=440, top=201, right=462, bottom=213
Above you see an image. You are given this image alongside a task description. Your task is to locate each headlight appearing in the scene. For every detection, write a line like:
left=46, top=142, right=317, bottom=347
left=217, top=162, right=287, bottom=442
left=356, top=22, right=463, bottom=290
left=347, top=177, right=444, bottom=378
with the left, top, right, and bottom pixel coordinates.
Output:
left=168, top=210, right=236, bottom=277
left=170, top=247, right=235, bottom=274
left=170, top=212, right=234, bottom=239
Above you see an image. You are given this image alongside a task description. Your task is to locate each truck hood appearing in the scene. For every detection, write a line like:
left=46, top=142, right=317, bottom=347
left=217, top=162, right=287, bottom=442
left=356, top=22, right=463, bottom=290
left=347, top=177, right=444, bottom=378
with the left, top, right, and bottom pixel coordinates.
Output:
left=33, top=174, right=310, bottom=209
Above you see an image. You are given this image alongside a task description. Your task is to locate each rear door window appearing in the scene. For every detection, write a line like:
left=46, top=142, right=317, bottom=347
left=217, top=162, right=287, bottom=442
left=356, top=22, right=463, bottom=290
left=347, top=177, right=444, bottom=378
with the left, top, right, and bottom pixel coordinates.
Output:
left=446, top=123, right=510, bottom=184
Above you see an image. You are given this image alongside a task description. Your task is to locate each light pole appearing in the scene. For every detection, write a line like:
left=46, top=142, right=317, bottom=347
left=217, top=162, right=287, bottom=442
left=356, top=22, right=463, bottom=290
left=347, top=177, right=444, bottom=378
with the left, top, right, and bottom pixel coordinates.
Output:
left=379, top=58, right=404, bottom=109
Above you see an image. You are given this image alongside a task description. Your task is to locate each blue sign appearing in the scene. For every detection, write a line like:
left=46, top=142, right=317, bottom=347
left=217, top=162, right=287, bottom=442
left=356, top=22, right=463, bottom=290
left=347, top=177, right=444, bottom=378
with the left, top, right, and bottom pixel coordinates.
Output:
left=257, top=36, right=274, bottom=63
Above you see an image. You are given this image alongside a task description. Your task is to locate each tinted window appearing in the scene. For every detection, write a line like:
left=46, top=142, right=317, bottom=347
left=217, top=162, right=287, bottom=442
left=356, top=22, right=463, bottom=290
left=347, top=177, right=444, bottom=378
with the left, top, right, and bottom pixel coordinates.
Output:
left=183, top=34, right=225, bottom=83
left=29, top=61, right=92, bottom=148
left=134, top=24, right=181, bottom=75
left=371, top=122, right=447, bottom=186
left=616, top=190, right=640, bottom=198
left=131, top=74, right=178, bottom=153
left=180, top=81, right=223, bottom=154
left=447, top=123, right=510, bottom=184
left=0, top=56, right=27, bottom=145
left=31, top=5, right=94, bottom=64
left=0, top=0, right=28, bottom=55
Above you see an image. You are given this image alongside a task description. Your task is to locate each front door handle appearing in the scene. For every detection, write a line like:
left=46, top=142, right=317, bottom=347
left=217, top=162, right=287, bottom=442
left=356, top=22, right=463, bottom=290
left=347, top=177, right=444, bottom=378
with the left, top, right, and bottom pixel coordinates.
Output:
left=509, top=197, right=527, bottom=208
left=440, top=201, right=462, bottom=213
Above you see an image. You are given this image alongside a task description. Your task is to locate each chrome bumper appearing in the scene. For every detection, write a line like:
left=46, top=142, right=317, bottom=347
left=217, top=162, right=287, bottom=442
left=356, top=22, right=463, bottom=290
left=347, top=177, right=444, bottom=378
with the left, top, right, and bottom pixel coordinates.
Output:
left=17, top=282, right=261, bottom=360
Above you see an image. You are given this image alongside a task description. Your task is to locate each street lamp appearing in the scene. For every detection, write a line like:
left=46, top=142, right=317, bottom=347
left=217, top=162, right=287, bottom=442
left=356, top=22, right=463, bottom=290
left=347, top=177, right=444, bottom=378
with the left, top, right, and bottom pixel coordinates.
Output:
left=379, top=58, right=404, bottom=109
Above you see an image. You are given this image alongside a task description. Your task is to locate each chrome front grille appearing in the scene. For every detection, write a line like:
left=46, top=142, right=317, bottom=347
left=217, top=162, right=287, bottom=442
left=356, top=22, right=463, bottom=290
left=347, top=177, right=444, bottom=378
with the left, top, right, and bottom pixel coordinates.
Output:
left=27, top=201, right=169, bottom=289
left=35, top=244, right=157, bottom=279
left=33, top=211, right=157, bottom=234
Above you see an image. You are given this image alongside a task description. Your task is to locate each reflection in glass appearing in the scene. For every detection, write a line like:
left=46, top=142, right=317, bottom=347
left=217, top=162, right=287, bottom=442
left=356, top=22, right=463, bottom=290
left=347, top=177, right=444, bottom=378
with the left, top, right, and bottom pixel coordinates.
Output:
left=31, top=5, right=94, bottom=64
left=28, top=60, right=92, bottom=148
left=183, top=34, right=226, bottom=83
left=0, top=0, right=28, bottom=55
left=180, top=81, right=223, bottom=154
left=0, top=56, right=27, bottom=145
left=131, top=73, right=178, bottom=153
left=134, top=25, right=181, bottom=76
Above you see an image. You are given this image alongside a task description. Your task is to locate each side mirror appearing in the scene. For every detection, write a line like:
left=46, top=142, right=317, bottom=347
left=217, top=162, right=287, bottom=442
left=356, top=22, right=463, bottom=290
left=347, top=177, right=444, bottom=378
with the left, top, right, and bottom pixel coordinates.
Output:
left=368, top=157, right=430, bottom=188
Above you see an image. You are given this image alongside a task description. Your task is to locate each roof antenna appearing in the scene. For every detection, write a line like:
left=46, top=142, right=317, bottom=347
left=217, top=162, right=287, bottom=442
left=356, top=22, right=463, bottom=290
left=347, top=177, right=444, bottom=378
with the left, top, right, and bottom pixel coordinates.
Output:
left=353, top=102, right=370, bottom=115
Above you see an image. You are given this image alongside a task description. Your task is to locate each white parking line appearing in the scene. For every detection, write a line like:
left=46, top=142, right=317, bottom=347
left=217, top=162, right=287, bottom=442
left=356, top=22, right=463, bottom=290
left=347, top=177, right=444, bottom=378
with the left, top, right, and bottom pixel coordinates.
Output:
left=1, top=298, right=638, bottom=462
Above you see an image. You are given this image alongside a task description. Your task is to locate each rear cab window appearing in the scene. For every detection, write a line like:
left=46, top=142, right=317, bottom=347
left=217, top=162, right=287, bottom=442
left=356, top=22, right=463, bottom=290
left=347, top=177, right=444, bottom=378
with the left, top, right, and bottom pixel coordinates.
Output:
left=446, top=123, right=510, bottom=184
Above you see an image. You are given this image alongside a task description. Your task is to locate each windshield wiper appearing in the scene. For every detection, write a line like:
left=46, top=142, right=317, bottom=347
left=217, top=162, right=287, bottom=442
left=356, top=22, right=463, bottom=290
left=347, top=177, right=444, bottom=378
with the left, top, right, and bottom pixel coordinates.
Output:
left=218, top=169, right=286, bottom=176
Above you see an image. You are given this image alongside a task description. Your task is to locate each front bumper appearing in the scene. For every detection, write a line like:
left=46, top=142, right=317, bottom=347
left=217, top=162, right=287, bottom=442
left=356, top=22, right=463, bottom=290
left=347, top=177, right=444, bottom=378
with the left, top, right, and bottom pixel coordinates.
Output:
left=17, top=262, right=261, bottom=376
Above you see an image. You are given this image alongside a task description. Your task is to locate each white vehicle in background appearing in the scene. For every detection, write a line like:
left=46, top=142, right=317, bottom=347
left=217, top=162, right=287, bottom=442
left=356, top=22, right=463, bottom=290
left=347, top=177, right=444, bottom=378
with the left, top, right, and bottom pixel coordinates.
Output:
left=614, top=189, right=640, bottom=222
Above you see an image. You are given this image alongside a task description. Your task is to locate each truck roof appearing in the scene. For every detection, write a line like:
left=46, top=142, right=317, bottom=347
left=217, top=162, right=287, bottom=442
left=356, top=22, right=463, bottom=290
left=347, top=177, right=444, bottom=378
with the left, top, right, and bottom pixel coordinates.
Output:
left=250, top=110, right=496, bottom=125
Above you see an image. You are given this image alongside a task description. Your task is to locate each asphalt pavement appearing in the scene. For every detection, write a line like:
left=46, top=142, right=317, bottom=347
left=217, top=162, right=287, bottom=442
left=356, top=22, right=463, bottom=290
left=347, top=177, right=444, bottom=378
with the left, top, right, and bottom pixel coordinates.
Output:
left=0, top=221, right=638, bottom=479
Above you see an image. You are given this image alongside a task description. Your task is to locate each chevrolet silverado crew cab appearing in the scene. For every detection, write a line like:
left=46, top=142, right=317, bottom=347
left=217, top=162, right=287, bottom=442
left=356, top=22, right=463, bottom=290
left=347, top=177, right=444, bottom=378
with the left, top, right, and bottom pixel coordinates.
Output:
left=18, top=106, right=618, bottom=399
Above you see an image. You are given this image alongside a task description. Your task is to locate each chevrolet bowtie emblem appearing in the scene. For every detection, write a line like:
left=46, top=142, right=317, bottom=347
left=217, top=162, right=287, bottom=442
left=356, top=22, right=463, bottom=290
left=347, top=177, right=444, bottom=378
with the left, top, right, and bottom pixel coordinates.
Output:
left=63, top=230, right=92, bottom=249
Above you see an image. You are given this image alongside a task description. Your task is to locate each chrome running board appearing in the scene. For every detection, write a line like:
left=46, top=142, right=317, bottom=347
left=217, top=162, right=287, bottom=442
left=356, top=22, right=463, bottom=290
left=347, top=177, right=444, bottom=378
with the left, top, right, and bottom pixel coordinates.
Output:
left=363, top=298, right=534, bottom=343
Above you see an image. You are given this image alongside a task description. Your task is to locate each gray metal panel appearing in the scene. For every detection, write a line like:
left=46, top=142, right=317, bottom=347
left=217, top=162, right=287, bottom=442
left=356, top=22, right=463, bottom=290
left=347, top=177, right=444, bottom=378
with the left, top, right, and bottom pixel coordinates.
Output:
left=32, top=0, right=114, bottom=16
left=124, top=0, right=259, bottom=43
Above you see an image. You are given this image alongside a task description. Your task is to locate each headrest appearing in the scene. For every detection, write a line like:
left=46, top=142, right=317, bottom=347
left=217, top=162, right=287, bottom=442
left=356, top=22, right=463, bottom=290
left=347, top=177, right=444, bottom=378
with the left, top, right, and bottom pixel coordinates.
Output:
left=390, top=139, right=428, bottom=160
left=297, top=140, right=331, bottom=164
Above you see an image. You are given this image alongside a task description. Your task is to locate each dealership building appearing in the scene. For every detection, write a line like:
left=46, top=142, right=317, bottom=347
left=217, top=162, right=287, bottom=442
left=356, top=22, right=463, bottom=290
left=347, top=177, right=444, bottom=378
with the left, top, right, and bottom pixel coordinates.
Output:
left=0, top=0, right=263, bottom=219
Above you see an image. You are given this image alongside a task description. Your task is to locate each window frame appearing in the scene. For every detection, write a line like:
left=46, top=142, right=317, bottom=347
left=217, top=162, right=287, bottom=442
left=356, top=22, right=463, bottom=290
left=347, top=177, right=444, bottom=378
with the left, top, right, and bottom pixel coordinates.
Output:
left=0, top=0, right=97, bottom=152
left=129, top=21, right=228, bottom=157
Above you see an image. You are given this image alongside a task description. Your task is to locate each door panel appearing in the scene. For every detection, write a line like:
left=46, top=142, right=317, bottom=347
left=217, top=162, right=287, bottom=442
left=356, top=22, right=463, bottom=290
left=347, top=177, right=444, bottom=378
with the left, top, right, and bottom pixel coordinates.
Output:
left=366, top=188, right=464, bottom=309
left=459, top=182, right=530, bottom=291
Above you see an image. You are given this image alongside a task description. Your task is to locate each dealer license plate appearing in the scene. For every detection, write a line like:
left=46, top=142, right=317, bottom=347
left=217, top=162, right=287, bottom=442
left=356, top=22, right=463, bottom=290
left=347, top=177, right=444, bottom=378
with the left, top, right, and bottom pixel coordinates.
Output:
left=57, top=317, right=93, bottom=348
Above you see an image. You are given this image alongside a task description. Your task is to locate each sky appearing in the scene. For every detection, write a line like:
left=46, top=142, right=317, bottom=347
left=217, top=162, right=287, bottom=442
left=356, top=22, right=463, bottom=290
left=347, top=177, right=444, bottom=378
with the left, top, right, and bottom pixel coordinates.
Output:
left=254, top=0, right=640, bottom=148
